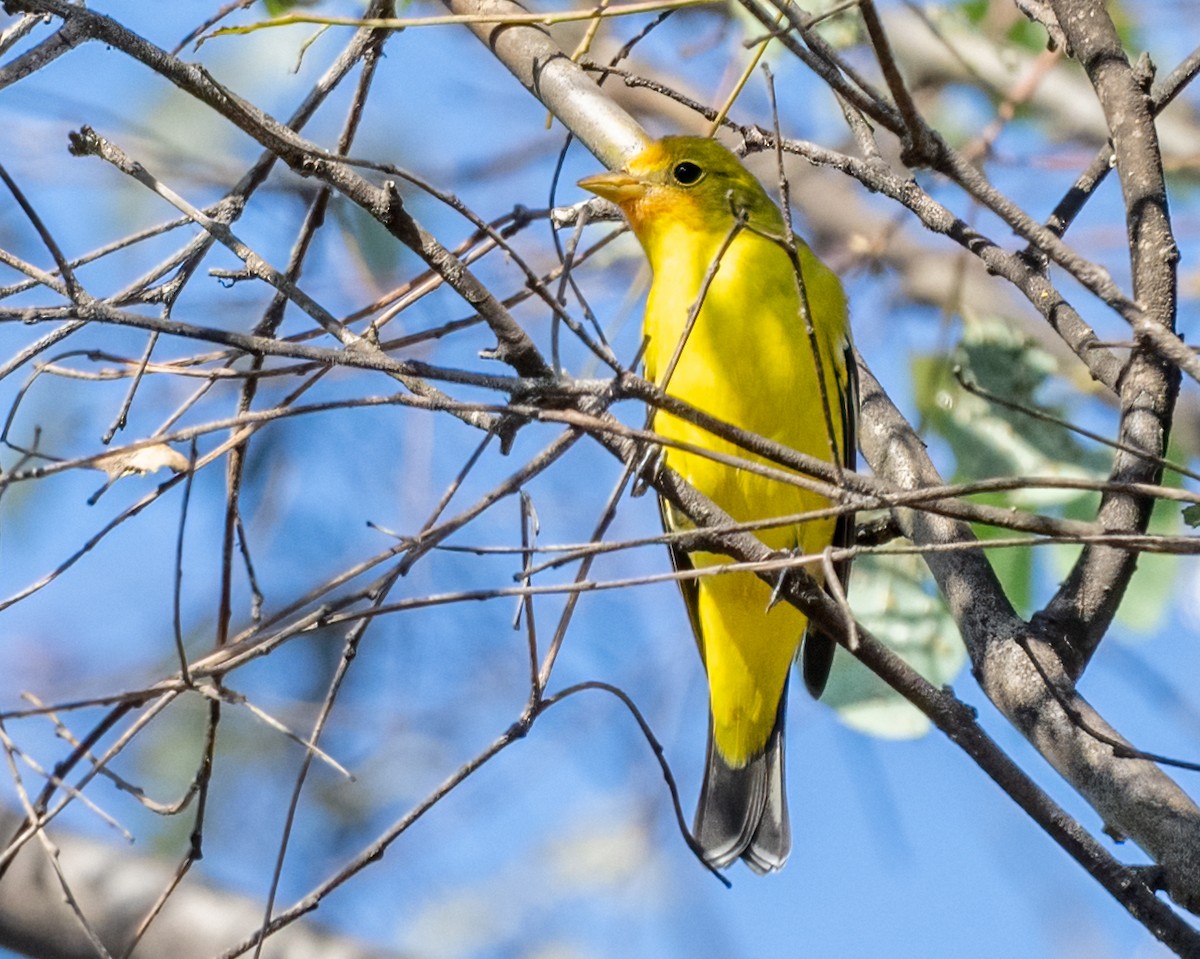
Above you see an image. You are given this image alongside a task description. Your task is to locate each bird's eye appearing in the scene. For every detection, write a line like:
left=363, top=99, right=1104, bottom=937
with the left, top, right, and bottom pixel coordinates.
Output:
left=672, top=161, right=704, bottom=185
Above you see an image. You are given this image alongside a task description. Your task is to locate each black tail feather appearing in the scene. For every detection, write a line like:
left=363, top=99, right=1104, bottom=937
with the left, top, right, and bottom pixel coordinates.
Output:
left=802, top=631, right=836, bottom=698
left=692, top=687, right=790, bottom=874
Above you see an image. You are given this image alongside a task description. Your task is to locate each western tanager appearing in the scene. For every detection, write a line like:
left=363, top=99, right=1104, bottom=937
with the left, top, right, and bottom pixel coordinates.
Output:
left=579, top=135, right=855, bottom=873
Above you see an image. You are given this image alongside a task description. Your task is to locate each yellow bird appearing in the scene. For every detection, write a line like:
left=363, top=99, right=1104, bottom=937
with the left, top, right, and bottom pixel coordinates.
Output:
left=579, top=136, right=855, bottom=873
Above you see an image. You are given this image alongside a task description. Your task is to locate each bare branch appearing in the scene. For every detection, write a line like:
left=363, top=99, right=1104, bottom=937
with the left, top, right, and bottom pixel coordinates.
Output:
left=1036, top=0, right=1181, bottom=670
left=0, top=806, right=404, bottom=959
left=444, top=0, right=650, bottom=168
left=857, top=361, right=1200, bottom=915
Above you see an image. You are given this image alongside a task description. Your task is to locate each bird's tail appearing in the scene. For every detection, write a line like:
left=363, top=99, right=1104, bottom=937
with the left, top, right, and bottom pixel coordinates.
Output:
left=692, top=686, right=790, bottom=874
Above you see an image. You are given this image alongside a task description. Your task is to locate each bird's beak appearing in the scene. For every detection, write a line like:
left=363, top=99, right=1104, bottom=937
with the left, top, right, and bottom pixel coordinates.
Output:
left=577, top=171, right=646, bottom=205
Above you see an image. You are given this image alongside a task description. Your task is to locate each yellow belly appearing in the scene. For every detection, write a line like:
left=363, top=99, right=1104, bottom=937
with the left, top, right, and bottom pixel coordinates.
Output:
left=645, top=228, right=846, bottom=765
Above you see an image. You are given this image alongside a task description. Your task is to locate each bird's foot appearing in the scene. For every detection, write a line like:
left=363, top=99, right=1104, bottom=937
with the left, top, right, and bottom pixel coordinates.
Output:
left=630, top=441, right=664, bottom=498
left=765, top=557, right=793, bottom=612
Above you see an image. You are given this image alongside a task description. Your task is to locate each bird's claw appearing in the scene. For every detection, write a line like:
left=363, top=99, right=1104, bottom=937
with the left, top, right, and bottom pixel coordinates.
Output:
left=766, top=560, right=791, bottom=612
left=631, top=441, right=664, bottom=498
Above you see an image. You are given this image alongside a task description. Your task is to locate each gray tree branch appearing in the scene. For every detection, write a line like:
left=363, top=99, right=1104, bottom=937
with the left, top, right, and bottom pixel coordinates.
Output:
left=0, top=808, right=405, bottom=959
left=1036, top=0, right=1181, bottom=670
left=857, top=361, right=1200, bottom=916
left=445, top=0, right=650, bottom=168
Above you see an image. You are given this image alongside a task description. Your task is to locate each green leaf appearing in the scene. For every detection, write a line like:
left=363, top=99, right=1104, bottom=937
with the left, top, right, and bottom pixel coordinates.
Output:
left=332, top=197, right=406, bottom=279
left=1117, top=551, right=1175, bottom=634
left=1113, top=458, right=1184, bottom=634
left=917, top=316, right=1105, bottom=504
left=262, top=0, right=307, bottom=15
left=262, top=0, right=343, bottom=15
left=974, top=517, right=1035, bottom=615
left=822, top=553, right=966, bottom=740
left=913, top=315, right=1111, bottom=613
left=957, top=0, right=1138, bottom=53
left=959, top=0, right=1055, bottom=54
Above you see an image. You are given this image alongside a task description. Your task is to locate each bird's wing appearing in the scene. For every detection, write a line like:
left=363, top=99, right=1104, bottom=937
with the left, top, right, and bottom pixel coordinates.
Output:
left=831, top=338, right=858, bottom=596
left=801, top=337, right=858, bottom=697
left=659, top=497, right=708, bottom=664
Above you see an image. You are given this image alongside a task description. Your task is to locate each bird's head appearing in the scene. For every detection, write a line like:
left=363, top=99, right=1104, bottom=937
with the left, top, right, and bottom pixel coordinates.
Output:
left=578, top=136, right=785, bottom=246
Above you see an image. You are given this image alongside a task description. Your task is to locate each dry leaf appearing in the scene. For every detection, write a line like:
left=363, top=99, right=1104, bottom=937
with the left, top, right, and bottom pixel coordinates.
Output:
left=94, top=444, right=190, bottom=480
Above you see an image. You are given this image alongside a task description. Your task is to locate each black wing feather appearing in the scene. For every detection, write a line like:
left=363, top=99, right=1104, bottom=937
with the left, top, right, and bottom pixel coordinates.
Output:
left=801, top=339, right=859, bottom=698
